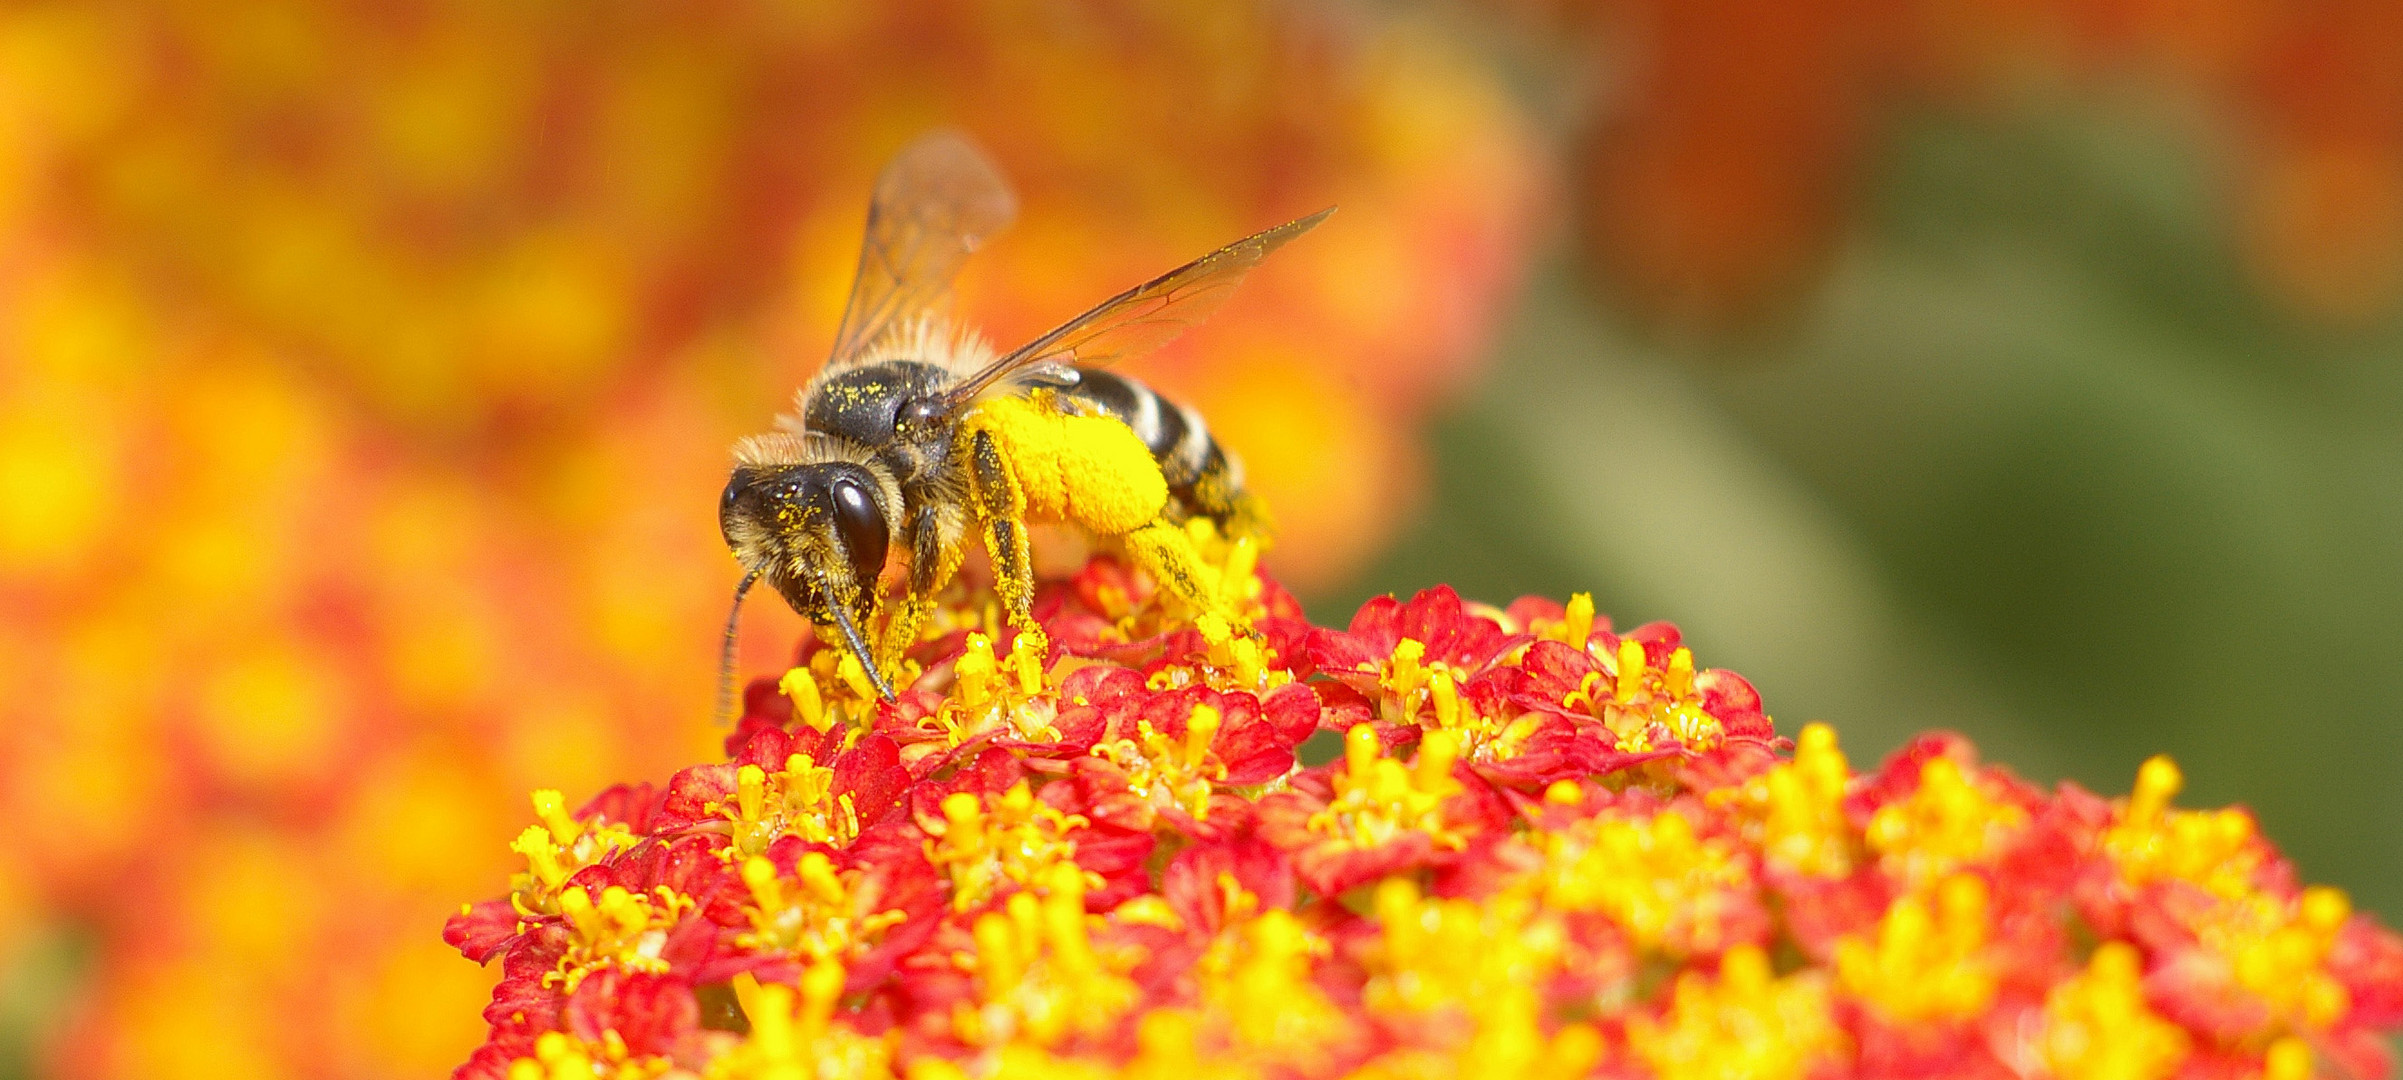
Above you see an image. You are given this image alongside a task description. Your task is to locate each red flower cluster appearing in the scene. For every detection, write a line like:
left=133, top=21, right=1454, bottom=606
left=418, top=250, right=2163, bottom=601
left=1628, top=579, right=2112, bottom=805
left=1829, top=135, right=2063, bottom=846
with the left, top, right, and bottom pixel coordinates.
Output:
left=446, top=544, right=2403, bottom=1080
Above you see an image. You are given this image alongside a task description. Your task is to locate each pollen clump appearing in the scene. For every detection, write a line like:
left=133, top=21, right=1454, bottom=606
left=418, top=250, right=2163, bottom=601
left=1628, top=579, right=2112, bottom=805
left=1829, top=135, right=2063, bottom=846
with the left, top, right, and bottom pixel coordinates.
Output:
left=442, top=557, right=2403, bottom=1080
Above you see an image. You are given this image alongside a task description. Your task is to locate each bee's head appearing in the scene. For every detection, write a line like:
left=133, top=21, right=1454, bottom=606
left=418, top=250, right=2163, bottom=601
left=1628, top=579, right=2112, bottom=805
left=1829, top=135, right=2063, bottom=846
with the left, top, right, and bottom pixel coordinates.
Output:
left=719, top=436, right=898, bottom=622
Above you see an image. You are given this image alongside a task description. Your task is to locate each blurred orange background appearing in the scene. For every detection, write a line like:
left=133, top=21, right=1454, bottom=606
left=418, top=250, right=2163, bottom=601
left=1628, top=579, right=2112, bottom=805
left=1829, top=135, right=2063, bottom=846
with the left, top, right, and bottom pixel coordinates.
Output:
left=7, top=0, right=2403, bottom=1077
left=0, top=5, right=1539, bottom=1077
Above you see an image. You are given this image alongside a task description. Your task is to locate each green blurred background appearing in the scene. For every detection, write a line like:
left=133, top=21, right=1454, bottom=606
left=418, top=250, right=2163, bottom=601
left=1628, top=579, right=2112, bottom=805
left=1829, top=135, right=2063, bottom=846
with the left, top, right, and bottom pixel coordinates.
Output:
left=1345, top=101, right=2403, bottom=919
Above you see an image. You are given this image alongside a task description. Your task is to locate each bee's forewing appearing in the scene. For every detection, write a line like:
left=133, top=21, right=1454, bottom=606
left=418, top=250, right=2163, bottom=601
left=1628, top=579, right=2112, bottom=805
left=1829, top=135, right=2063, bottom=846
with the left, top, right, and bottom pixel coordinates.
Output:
left=824, top=131, right=1018, bottom=370
left=939, top=207, right=1332, bottom=411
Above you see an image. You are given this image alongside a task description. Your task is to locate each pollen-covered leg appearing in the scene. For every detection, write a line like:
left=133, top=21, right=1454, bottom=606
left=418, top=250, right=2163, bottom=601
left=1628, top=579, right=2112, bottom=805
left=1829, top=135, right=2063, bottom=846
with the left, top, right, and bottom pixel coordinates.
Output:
left=1122, top=518, right=1238, bottom=627
left=968, top=429, right=1046, bottom=654
left=877, top=502, right=967, bottom=676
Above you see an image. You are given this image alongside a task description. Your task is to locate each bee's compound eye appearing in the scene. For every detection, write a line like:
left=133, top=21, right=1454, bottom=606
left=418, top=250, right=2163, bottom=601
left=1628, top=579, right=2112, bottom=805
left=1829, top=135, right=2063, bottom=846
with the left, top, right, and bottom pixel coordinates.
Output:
left=717, top=475, right=750, bottom=545
left=827, top=476, right=888, bottom=584
left=899, top=399, right=945, bottom=429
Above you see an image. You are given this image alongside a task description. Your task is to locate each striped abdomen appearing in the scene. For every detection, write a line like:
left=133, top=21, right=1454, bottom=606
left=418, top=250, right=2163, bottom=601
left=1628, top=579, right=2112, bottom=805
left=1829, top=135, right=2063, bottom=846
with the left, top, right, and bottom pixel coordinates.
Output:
left=1059, top=369, right=1257, bottom=531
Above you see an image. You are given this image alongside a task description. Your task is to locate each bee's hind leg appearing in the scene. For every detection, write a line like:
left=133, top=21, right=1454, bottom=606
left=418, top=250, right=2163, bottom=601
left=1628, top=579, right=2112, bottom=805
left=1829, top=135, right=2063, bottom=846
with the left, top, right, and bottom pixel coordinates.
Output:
left=968, top=429, right=1047, bottom=656
left=1121, top=518, right=1241, bottom=630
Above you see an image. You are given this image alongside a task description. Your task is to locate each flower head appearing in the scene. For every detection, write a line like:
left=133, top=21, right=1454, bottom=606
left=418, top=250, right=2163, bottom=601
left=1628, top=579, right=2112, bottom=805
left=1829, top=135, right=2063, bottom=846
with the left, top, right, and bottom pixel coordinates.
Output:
left=445, top=553, right=2403, bottom=1080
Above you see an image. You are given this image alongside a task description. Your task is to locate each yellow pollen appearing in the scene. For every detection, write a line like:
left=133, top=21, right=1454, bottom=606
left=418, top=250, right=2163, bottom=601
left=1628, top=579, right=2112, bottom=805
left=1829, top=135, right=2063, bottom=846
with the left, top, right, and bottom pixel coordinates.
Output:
left=1196, top=612, right=1235, bottom=668
left=2041, top=942, right=2189, bottom=1080
left=742, top=856, right=783, bottom=910
left=504, top=792, right=642, bottom=917
left=1614, top=639, right=1646, bottom=702
left=2129, top=755, right=2182, bottom=827
left=1353, top=878, right=1594, bottom=1079
left=1545, top=780, right=1584, bottom=805
left=780, top=667, right=830, bottom=733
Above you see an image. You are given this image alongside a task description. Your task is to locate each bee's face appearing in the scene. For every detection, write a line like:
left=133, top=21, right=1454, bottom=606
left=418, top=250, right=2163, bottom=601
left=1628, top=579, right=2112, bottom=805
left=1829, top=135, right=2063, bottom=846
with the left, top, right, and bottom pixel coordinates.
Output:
left=719, top=461, right=890, bottom=619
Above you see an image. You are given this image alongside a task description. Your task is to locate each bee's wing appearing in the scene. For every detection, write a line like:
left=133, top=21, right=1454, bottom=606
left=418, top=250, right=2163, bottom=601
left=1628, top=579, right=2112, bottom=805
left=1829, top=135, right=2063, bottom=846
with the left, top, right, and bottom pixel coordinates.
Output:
left=936, top=207, right=1333, bottom=411
left=824, top=131, right=1018, bottom=369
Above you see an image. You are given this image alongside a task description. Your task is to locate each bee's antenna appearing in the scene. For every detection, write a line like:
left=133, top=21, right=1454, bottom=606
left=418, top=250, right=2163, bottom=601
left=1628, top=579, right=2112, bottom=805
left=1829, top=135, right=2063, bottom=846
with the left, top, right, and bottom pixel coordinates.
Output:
left=716, top=567, right=762, bottom=726
left=826, top=600, right=898, bottom=702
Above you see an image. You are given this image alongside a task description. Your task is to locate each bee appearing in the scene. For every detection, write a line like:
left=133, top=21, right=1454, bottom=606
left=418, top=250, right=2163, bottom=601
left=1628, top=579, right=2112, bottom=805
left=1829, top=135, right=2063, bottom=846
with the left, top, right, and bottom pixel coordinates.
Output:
left=718, top=131, right=1329, bottom=709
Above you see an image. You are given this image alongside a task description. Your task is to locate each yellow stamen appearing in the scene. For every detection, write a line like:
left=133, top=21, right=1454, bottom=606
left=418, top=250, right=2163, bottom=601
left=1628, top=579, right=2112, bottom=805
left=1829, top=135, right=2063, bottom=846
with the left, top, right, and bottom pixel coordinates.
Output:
left=797, top=852, right=845, bottom=905
left=735, top=764, right=768, bottom=823
left=1230, top=636, right=1265, bottom=687
left=1414, top=729, right=1461, bottom=791
left=779, top=667, right=829, bottom=733
left=1221, top=535, right=1260, bottom=606
left=1615, top=639, right=1646, bottom=701
left=2129, top=755, right=2182, bottom=829
left=1185, top=706, right=1220, bottom=770
left=836, top=650, right=876, bottom=702
left=1388, top=638, right=1427, bottom=696
left=1665, top=647, right=1695, bottom=698
left=1561, top=592, right=1595, bottom=646
left=1345, top=724, right=1379, bottom=787
left=955, top=633, right=997, bottom=711
left=1428, top=668, right=1461, bottom=729
left=530, top=789, right=582, bottom=846
left=509, top=825, right=568, bottom=890
left=1545, top=780, right=1584, bottom=805
left=740, top=855, right=782, bottom=911
left=1010, top=633, right=1046, bottom=697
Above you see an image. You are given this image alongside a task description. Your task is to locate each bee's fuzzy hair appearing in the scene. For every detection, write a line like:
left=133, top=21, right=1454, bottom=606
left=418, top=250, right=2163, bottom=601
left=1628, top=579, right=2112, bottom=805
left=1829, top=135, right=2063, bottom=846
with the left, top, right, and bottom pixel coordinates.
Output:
left=731, top=430, right=875, bottom=469
left=840, top=313, right=997, bottom=377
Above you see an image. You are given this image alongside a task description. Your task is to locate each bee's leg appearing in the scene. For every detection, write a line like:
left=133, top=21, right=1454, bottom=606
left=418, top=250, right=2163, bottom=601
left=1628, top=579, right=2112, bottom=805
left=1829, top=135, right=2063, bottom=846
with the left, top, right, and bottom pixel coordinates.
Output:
left=968, top=428, right=1045, bottom=654
left=878, top=501, right=966, bottom=674
left=1121, top=518, right=1238, bottom=627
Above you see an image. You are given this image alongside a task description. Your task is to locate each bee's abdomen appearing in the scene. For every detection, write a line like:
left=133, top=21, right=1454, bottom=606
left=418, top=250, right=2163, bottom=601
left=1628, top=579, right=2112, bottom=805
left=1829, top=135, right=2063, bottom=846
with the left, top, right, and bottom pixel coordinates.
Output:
left=1061, top=370, right=1249, bottom=522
